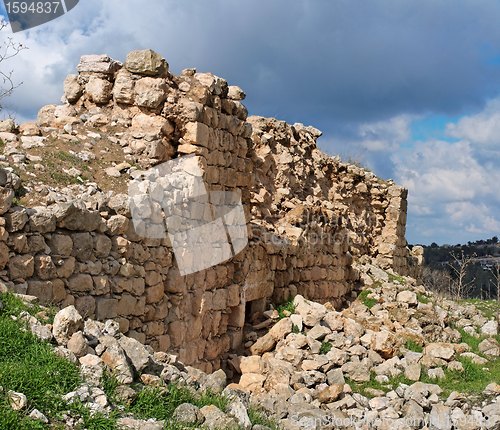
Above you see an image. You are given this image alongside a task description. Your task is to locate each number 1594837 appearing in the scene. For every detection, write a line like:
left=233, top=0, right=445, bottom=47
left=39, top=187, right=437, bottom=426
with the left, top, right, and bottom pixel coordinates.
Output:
left=5, top=1, right=61, bottom=15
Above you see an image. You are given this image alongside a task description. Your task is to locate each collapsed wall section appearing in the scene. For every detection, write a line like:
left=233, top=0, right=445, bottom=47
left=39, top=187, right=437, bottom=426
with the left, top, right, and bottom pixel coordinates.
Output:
left=0, top=50, right=420, bottom=371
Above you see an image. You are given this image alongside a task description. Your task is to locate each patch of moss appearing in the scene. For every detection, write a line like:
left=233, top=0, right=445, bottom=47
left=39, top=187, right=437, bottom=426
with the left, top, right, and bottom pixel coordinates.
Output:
left=276, top=300, right=296, bottom=319
left=358, top=289, right=377, bottom=309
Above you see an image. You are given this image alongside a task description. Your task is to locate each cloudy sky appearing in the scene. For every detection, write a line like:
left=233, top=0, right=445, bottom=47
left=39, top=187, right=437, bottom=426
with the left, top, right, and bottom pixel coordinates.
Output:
left=0, top=0, right=499, bottom=245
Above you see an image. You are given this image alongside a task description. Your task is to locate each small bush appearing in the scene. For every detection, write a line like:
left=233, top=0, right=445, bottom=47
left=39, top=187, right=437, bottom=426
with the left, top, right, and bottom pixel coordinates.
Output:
left=276, top=300, right=295, bottom=319
left=248, top=406, right=280, bottom=430
left=358, top=289, right=377, bottom=309
left=319, top=342, right=332, bottom=355
left=416, top=293, right=430, bottom=304
left=404, top=339, right=423, bottom=353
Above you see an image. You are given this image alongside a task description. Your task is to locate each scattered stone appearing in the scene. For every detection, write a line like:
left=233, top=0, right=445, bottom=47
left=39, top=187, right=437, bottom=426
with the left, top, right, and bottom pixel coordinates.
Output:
left=53, top=306, right=84, bottom=346
left=481, top=320, right=498, bottom=336
left=29, top=409, right=49, bottom=423
left=173, top=403, right=202, bottom=425
left=8, top=391, right=27, bottom=411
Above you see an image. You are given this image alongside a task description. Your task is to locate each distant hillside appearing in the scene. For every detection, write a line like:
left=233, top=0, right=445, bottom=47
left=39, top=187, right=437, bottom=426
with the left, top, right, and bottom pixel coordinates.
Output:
left=415, top=237, right=499, bottom=300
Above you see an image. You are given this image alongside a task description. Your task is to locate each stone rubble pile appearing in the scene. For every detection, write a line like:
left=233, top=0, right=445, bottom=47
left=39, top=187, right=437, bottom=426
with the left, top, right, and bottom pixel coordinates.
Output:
left=228, top=265, right=500, bottom=430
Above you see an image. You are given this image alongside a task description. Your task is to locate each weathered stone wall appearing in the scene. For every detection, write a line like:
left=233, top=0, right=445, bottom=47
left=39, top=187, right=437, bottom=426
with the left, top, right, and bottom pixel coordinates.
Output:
left=0, top=50, right=420, bottom=371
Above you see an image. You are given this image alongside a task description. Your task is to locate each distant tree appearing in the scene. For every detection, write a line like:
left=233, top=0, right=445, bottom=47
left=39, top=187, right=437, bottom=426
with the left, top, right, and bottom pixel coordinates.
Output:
left=448, top=250, right=476, bottom=300
left=430, top=242, right=438, bottom=248
left=0, top=22, right=26, bottom=113
left=422, top=266, right=451, bottom=296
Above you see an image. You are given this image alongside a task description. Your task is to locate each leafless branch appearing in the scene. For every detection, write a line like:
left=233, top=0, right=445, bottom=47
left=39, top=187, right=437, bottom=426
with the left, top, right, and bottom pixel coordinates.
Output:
left=489, top=263, right=500, bottom=324
left=0, top=22, right=27, bottom=110
left=447, top=250, right=476, bottom=300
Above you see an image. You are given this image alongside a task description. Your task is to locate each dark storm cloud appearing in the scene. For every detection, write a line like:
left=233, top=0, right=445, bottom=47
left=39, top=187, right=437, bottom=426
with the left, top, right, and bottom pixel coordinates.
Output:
left=5, top=0, right=500, bottom=128
left=165, top=0, right=500, bottom=131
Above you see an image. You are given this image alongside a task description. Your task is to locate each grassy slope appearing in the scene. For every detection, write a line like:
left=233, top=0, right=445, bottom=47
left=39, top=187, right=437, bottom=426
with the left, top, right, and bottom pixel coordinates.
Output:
left=0, top=292, right=277, bottom=430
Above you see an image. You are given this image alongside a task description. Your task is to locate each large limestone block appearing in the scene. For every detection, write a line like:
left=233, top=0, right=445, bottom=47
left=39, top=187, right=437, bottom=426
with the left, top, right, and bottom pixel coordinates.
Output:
left=8, top=255, right=34, bottom=279
left=125, top=49, right=168, bottom=77
left=54, top=203, right=102, bottom=232
left=113, top=69, right=135, bottom=104
left=134, top=77, right=168, bottom=109
left=85, top=77, right=113, bottom=104
left=77, top=54, right=121, bottom=75
left=64, top=74, right=83, bottom=103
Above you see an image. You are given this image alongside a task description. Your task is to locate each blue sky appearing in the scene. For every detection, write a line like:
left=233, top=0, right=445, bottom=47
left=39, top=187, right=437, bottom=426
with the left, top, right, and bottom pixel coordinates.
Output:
left=0, top=0, right=499, bottom=245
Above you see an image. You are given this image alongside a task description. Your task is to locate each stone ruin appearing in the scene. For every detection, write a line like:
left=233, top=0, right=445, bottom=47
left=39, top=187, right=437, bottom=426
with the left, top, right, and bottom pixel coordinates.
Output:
left=0, top=49, right=423, bottom=373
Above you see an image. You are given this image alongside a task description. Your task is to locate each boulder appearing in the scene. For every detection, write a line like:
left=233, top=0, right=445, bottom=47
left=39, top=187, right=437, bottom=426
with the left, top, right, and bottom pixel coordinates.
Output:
left=119, top=336, right=151, bottom=373
left=85, top=77, right=113, bottom=104
left=125, top=49, right=168, bottom=77
left=77, top=54, right=121, bottom=75
left=199, top=405, right=239, bottom=430
left=173, top=403, right=203, bottom=425
left=481, top=320, right=498, bottom=336
left=113, top=69, right=136, bottom=104
left=134, top=77, right=168, bottom=109
left=53, top=306, right=84, bottom=346
left=424, top=343, right=455, bottom=361
left=293, top=295, right=327, bottom=327
left=64, top=74, right=83, bottom=103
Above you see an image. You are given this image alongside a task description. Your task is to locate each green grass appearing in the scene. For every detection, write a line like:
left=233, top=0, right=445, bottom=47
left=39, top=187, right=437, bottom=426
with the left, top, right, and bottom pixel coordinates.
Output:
left=128, top=384, right=229, bottom=424
left=387, top=272, right=406, bottom=284
left=404, top=339, right=424, bottom=353
left=347, top=373, right=412, bottom=398
left=462, top=299, right=499, bottom=320
left=0, top=293, right=81, bottom=426
left=292, top=324, right=300, bottom=334
left=248, top=406, right=280, bottom=430
left=358, top=289, right=377, bottom=309
left=349, top=355, right=500, bottom=400
left=416, top=293, right=430, bottom=304
left=319, top=342, right=332, bottom=355
left=0, top=392, right=48, bottom=430
left=69, top=402, right=118, bottom=430
left=101, top=371, right=121, bottom=406
left=457, top=327, right=484, bottom=353
left=41, top=150, right=90, bottom=186
left=419, top=356, right=500, bottom=398
left=0, top=292, right=57, bottom=324
left=0, top=292, right=278, bottom=429
left=276, top=300, right=295, bottom=319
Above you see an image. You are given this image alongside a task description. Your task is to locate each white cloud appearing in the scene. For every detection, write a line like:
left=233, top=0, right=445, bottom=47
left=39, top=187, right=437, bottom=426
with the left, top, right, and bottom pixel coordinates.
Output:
left=446, top=97, right=500, bottom=146
left=394, top=126, right=500, bottom=243
left=358, top=115, right=413, bottom=151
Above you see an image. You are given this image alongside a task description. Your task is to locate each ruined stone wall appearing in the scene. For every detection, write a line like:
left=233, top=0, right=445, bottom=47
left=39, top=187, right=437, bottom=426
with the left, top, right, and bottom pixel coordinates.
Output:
left=0, top=50, right=420, bottom=371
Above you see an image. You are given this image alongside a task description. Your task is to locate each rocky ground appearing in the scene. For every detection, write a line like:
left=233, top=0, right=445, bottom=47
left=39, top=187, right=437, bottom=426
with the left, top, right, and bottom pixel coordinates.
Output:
left=0, top=262, right=498, bottom=429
